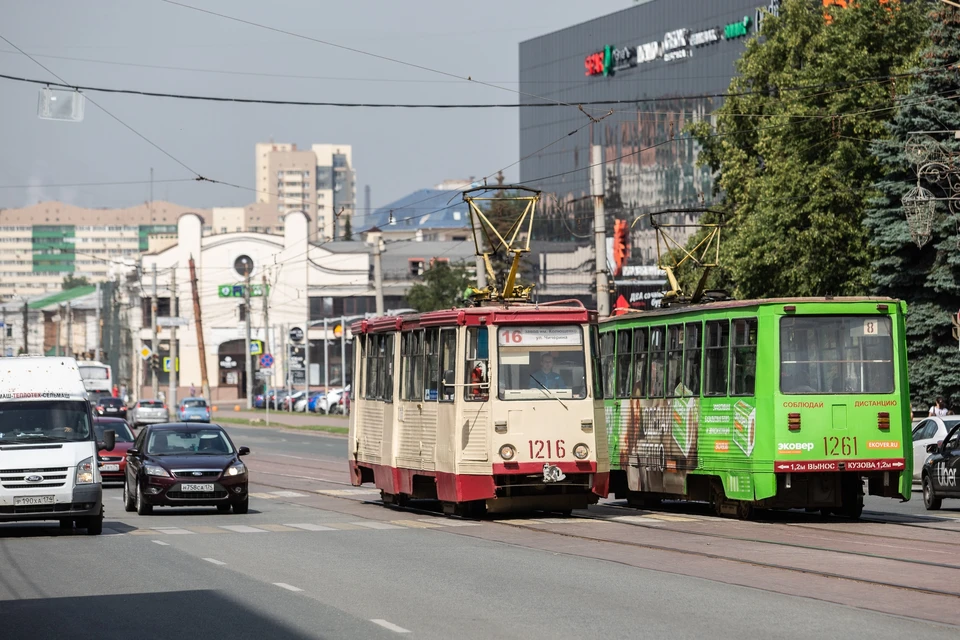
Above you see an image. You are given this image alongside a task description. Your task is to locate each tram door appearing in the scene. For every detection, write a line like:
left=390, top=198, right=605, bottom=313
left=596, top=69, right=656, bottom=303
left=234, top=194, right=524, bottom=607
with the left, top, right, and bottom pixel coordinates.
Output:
left=461, top=327, right=491, bottom=466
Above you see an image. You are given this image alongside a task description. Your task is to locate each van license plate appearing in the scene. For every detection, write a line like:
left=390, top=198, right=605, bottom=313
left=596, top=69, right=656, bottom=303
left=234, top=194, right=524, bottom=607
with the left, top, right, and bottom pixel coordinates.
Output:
left=14, top=495, right=54, bottom=505
left=180, top=484, right=214, bottom=492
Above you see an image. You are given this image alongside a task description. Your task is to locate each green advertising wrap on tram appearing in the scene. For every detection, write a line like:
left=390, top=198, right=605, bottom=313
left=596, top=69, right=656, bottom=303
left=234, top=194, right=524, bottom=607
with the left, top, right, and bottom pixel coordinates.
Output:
left=599, top=298, right=911, bottom=518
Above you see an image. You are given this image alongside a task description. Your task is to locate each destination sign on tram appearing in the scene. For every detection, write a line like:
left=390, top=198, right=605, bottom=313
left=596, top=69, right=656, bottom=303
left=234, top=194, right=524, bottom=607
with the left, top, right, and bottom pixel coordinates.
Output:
left=498, top=326, right=582, bottom=346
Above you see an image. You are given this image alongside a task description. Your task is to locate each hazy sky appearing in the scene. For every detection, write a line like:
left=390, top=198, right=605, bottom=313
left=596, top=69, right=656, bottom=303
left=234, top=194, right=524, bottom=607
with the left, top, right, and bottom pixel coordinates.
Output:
left=1, top=0, right=630, bottom=212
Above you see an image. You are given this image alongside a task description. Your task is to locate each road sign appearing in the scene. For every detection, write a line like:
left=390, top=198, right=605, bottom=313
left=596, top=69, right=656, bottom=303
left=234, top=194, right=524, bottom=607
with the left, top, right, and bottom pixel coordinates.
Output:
left=260, top=353, right=274, bottom=369
left=140, top=346, right=153, bottom=360
left=256, top=370, right=272, bottom=380
left=250, top=340, right=263, bottom=356
left=287, top=345, right=305, bottom=369
left=333, top=324, right=343, bottom=338
left=218, top=284, right=268, bottom=298
left=289, top=326, right=304, bottom=343
left=162, top=357, right=180, bottom=373
left=157, top=317, right=189, bottom=327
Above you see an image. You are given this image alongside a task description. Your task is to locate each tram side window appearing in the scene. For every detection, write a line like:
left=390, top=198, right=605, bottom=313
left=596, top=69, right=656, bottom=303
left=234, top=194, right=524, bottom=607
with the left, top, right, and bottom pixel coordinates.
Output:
left=649, top=326, right=666, bottom=398
left=439, top=329, right=456, bottom=402
left=364, top=335, right=380, bottom=400
left=666, top=324, right=684, bottom=397
left=600, top=332, right=615, bottom=400
left=632, top=328, right=648, bottom=398
left=704, top=320, right=730, bottom=397
left=401, top=330, right=424, bottom=401
left=382, top=333, right=395, bottom=402
left=683, top=322, right=702, bottom=396
left=731, top=318, right=758, bottom=396
left=590, top=325, right=603, bottom=399
left=465, top=327, right=489, bottom=402
left=357, top=336, right=367, bottom=399
left=616, top=329, right=633, bottom=399
left=424, top=328, right=440, bottom=401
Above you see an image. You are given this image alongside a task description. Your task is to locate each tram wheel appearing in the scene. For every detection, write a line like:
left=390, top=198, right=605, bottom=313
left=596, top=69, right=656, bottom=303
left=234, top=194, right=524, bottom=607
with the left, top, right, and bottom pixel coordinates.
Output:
left=735, top=501, right=754, bottom=521
left=626, top=493, right=662, bottom=509
left=380, top=490, right=395, bottom=505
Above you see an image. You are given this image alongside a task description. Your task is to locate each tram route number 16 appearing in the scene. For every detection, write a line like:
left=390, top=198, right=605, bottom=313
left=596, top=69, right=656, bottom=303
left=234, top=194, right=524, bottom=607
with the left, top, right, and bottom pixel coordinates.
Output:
left=529, top=440, right=565, bottom=459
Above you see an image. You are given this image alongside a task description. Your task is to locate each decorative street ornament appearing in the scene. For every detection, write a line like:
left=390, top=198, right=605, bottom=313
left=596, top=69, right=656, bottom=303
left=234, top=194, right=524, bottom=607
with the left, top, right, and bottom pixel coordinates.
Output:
left=904, top=133, right=960, bottom=249
left=901, top=185, right=937, bottom=249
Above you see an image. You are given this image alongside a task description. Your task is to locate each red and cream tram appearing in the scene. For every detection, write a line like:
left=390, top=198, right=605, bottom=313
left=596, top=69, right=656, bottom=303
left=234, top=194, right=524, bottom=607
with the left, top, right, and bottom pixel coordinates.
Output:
left=348, top=301, right=609, bottom=516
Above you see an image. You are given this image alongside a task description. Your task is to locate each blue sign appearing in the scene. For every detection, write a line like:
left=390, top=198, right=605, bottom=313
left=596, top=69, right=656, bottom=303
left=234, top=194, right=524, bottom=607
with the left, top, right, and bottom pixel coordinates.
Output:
left=259, top=353, right=274, bottom=369
left=249, top=340, right=263, bottom=356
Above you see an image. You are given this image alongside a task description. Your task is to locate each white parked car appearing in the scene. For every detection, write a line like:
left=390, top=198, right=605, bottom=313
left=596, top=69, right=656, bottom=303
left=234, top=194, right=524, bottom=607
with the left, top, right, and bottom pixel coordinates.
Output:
left=911, top=417, right=960, bottom=481
left=315, top=388, right=343, bottom=414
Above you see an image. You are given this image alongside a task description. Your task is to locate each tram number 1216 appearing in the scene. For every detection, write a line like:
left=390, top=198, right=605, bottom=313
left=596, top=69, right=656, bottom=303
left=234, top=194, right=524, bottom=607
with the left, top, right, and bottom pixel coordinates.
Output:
left=529, top=440, right=565, bottom=459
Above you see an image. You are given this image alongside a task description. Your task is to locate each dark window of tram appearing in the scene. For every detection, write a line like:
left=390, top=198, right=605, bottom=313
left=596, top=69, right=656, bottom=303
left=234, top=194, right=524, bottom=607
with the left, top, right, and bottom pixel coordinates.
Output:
left=382, top=334, right=395, bottom=402
left=616, top=329, right=632, bottom=399
left=600, top=332, right=615, bottom=400
left=666, top=324, right=684, bottom=397
left=704, top=320, right=730, bottom=397
left=589, top=325, right=603, bottom=399
left=731, top=318, right=758, bottom=396
left=648, top=326, right=666, bottom=398
left=465, top=327, right=489, bottom=402
left=424, top=328, right=440, bottom=401
left=439, top=329, right=457, bottom=402
left=683, top=322, right=702, bottom=396
left=364, top=335, right=378, bottom=400
left=401, top=330, right=424, bottom=401
left=631, top=328, right=648, bottom=398
left=356, top=335, right=367, bottom=399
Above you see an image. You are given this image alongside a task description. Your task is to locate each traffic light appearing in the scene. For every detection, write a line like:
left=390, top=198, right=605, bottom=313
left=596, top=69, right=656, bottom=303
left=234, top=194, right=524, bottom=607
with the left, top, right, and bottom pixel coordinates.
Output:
left=612, top=219, right=630, bottom=277
left=151, top=354, right=160, bottom=371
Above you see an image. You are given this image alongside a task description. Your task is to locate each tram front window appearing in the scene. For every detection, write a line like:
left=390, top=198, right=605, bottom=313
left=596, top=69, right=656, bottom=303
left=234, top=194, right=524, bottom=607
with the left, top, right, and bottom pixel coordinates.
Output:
left=497, top=325, right=587, bottom=400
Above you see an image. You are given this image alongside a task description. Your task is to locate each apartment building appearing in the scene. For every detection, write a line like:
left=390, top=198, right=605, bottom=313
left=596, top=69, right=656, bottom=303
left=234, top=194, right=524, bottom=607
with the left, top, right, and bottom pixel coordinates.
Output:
left=255, top=142, right=356, bottom=241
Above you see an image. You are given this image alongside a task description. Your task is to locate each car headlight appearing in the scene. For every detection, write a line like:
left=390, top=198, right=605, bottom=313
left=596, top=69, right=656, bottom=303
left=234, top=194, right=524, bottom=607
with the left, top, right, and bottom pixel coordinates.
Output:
left=226, top=461, right=246, bottom=476
left=145, top=464, right=170, bottom=477
left=572, top=443, right=590, bottom=460
left=499, top=444, right=516, bottom=461
left=76, top=456, right=96, bottom=484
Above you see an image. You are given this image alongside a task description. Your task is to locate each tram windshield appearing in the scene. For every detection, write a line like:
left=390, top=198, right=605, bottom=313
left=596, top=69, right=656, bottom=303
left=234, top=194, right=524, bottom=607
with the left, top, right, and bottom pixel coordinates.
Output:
left=497, top=325, right=587, bottom=400
left=779, top=316, right=895, bottom=394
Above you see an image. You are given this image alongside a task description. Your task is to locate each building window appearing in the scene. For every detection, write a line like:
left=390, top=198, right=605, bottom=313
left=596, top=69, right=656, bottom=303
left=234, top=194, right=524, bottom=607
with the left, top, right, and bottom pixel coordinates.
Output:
left=408, top=259, right=425, bottom=277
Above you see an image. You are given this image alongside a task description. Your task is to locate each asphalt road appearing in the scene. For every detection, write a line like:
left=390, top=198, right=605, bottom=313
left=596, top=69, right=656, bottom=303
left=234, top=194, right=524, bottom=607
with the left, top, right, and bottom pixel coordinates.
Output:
left=0, top=424, right=956, bottom=639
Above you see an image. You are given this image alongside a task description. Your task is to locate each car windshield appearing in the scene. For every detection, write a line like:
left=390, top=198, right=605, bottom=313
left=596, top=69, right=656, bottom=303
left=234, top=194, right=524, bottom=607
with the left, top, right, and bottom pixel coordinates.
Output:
left=146, top=428, right=234, bottom=455
left=0, top=401, right=93, bottom=443
left=95, top=421, right=135, bottom=442
left=496, top=325, right=587, bottom=400
left=182, top=399, right=207, bottom=408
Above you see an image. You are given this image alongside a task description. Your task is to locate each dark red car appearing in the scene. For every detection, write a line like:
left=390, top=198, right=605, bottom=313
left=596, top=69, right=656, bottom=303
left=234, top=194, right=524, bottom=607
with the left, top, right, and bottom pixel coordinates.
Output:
left=94, top=417, right=135, bottom=482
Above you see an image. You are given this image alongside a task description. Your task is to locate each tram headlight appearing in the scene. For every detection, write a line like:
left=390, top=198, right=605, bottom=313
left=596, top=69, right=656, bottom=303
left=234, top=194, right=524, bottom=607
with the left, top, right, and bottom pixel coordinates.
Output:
left=498, top=444, right=516, bottom=461
left=572, top=443, right=590, bottom=460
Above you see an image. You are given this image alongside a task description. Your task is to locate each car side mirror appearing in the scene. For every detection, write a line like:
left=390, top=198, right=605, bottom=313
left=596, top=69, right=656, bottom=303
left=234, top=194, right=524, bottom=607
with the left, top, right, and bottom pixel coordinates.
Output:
left=238, top=446, right=250, bottom=457
left=927, top=443, right=940, bottom=454
left=97, top=430, right=116, bottom=452
left=443, top=370, right=455, bottom=386
left=127, top=448, right=140, bottom=457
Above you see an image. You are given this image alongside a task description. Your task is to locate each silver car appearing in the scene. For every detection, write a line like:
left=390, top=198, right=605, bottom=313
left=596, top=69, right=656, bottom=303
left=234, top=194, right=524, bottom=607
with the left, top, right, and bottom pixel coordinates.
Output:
left=131, top=398, right=169, bottom=427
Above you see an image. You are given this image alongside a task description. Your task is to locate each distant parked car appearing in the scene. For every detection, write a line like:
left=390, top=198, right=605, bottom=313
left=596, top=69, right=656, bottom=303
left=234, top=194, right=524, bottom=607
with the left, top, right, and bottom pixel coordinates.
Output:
left=306, top=392, right=324, bottom=413
left=131, top=399, right=168, bottom=427
left=95, top=397, right=127, bottom=420
left=317, top=388, right=343, bottom=414
left=177, top=397, right=211, bottom=423
left=283, top=391, right=306, bottom=411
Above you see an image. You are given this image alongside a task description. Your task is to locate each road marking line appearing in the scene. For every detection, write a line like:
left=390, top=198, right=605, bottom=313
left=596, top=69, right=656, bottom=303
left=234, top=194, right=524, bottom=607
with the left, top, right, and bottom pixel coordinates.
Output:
left=258, top=524, right=298, bottom=532
left=187, top=526, right=229, bottom=534
left=316, top=489, right=381, bottom=496
left=610, top=515, right=665, bottom=525
left=351, top=521, right=404, bottom=530
left=645, top=515, right=697, bottom=522
left=390, top=519, right=443, bottom=528
left=371, top=619, right=411, bottom=634
left=324, top=522, right=366, bottom=530
left=219, top=525, right=267, bottom=533
left=152, top=527, right=194, bottom=535
left=285, top=523, right=336, bottom=532
left=273, top=582, right=303, bottom=592
left=533, top=518, right=581, bottom=524
left=128, top=529, right=153, bottom=535
left=203, top=558, right=226, bottom=565
left=270, top=490, right=308, bottom=498
left=249, top=492, right=277, bottom=499
left=433, top=521, right=481, bottom=527
left=151, top=540, right=170, bottom=546
left=110, top=496, right=123, bottom=500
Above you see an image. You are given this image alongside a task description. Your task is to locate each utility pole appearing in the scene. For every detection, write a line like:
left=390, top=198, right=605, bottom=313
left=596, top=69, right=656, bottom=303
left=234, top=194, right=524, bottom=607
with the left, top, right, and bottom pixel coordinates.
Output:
left=304, top=314, right=311, bottom=402
left=244, top=269, right=253, bottom=409
left=323, top=318, right=329, bottom=395
left=340, top=315, right=346, bottom=395
left=1, top=307, right=6, bottom=358
left=66, top=301, right=72, bottom=358
left=189, top=256, right=210, bottom=401
left=151, top=264, right=159, bottom=399
left=591, top=144, right=610, bottom=317
left=56, top=304, right=62, bottom=357
left=168, top=267, right=178, bottom=410
left=22, top=299, right=28, bottom=355
left=94, top=282, right=101, bottom=362
left=373, top=237, right=384, bottom=315
left=262, top=273, right=271, bottom=355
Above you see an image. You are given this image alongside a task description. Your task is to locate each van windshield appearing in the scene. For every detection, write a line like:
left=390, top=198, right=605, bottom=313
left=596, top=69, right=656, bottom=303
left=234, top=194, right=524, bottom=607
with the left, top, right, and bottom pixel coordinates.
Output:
left=0, top=401, right=93, bottom=443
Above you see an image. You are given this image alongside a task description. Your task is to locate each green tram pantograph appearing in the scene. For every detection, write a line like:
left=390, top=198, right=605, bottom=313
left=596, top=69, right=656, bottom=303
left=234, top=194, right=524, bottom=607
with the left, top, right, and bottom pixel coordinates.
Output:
left=598, top=297, right=911, bottom=519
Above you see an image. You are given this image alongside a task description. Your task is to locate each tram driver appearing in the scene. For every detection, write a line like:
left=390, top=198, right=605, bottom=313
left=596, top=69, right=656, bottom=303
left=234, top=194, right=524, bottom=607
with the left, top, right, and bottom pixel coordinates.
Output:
left=529, top=352, right=565, bottom=390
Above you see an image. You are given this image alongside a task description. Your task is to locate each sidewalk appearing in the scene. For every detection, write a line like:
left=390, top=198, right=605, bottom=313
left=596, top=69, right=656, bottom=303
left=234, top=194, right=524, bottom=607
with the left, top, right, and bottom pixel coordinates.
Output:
left=211, top=407, right=348, bottom=432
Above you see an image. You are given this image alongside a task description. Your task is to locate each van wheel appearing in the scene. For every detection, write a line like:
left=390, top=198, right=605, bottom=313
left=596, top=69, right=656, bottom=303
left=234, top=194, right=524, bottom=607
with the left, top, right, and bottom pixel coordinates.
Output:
left=123, top=480, right=136, bottom=512
left=136, top=480, right=153, bottom=515
left=83, top=512, right=103, bottom=536
left=923, top=476, right=942, bottom=510
left=59, top=518, right=73, bottom=530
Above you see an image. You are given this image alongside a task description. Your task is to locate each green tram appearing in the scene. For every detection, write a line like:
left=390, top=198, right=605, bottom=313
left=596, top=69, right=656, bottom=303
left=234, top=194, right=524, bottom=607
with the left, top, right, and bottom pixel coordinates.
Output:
left=598, top=297, right=911, bottom=519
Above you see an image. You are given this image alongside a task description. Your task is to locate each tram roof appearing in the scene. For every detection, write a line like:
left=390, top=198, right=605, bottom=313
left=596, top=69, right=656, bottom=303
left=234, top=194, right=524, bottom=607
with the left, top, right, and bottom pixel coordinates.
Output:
left=602, top=296, right=902, bottom=323
left=351, top=300, right=595, bottom=334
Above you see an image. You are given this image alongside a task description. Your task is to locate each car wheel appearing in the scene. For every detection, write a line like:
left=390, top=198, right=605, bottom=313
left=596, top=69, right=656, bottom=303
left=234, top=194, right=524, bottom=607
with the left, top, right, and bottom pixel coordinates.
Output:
left=123, top=480, right=136, bottom=512
left=136, top=480, right=153, bottom=515
left=233, top=497, right=249, bottom=514
left=59, top=518, right=73, bottom=530
left=923, top=475, right=942, bottom=510
left=216, top=503, right=231, bottom=513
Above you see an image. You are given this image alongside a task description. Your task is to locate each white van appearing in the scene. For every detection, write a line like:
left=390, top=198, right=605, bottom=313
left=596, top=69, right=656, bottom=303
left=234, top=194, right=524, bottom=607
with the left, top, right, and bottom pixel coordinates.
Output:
left=0, top=357, right=115, bottom=535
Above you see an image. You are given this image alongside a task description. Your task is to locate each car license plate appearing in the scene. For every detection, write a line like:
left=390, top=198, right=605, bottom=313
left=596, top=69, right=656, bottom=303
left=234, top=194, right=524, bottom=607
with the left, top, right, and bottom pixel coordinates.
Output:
left=14, top=495, right=55, bottom=506
left=106, top=407, right=117, bottom=412
left=100, top=464, right=120, bottom=472
left=180, top=483, right=214, bottom=492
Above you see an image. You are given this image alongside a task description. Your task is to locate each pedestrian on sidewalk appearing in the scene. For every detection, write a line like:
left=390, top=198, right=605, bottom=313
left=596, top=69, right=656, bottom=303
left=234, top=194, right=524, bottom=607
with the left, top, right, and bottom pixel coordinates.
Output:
left=929, top=397, right=950, bottom=417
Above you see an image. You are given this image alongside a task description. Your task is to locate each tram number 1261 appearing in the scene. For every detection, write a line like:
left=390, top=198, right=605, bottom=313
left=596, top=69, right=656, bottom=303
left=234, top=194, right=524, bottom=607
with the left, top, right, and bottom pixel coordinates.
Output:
left=823, top=436, right=858, bottom=456
left=529, top=440, right=565, bottom=459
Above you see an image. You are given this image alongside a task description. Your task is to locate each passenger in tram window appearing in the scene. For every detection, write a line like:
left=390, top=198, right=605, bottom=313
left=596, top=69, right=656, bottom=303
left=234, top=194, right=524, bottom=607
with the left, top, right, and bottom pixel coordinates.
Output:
left=470, top=361, right=489, bottom=401
left=529, top=353, right=564, bottom=390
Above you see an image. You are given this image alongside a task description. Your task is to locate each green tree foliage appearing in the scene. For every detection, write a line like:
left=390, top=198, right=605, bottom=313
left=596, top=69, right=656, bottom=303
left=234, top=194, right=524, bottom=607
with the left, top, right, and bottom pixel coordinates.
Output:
left=62, top=275, right=90, bottom=290
left=866, top=4, right=960, bottom=408
left=406, top=261, right=473, bottom=312
left=689, top=0, right=927, bottom=299
left=342, top=215, right=353, bottom=241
